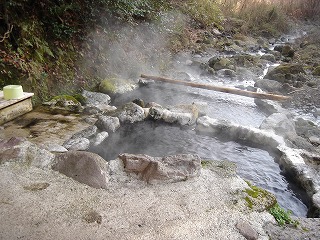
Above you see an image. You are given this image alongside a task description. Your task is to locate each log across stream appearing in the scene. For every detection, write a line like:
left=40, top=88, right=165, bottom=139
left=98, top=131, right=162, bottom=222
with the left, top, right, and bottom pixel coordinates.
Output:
left=140, top=74, right=290, bottom=101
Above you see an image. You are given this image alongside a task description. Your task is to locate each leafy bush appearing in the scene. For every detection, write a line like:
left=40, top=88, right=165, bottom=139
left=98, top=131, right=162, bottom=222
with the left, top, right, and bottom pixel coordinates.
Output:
left=269, top=203, right=299, bottom=227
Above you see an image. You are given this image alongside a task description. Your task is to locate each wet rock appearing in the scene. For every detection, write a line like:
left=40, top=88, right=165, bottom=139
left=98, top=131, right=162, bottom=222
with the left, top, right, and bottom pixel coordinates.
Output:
left=0, top=137, right=55, bottom=168
left=254, top=79, right=283, bottom=93
left=149, top=104, right=199, bottom=125
left=236, top=221, right=258, bottom=240
left=115, top=102, right=146, bottom=123
left=63, top=137, right=90, bottom=151
left=53, top=151, right=109, bottom=189
left=83, top=210, right=102, bottom=224
left=254, top=99, right=284, bottom=116
left=95, top=115, right=120, bottom=132
left=118, top=153, right=201, bottom=183
left=310, top=192, right=320, bottom=217
left=82, top=90, right=111, bottom=106
left=217, top=69, right=237, bottom=77
left=259, top=113, right=296, bottom=138
left=192, top=102, right=208, bottom=116
left=90, top=131, right=108, bottom=146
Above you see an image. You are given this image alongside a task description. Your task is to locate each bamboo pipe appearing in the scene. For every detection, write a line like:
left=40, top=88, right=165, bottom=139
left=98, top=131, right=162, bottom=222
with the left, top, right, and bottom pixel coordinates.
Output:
left=140, top=74, right=290, bottom=101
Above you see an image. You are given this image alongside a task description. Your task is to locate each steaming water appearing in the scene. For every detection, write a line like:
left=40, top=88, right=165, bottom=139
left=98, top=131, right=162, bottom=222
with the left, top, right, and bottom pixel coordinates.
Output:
left=94, top=75, right=308, bottom=216
left=91, top=121, right=308, bottom=217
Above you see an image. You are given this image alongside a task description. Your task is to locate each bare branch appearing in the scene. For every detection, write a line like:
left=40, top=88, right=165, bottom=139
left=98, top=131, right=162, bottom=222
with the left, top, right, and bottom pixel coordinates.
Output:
left=0, top=24, right=13, bottom=43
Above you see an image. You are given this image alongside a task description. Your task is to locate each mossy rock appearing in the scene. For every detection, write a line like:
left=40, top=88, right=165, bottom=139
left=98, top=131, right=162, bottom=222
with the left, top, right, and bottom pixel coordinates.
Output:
left=264, top=64, right=306, bottom=82
left=244, top=181, right=277, bottom=212
left=99, top=77, right=137, bottom=95
left=52, top=95, right=80, bottom=104
left=312, top=66, right=320, bottom=76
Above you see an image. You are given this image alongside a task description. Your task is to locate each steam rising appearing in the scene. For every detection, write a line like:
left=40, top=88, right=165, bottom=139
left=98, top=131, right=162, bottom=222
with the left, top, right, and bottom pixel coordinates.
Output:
left=81, top=12, right=188, bottom=80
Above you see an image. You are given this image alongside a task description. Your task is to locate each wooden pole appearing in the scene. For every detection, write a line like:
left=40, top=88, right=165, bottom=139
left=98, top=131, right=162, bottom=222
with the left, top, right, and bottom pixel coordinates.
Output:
left=140, top=74, right=290, bottom=101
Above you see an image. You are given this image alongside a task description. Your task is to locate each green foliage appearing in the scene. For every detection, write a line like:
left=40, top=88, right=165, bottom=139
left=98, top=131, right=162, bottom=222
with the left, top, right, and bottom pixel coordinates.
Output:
left=269, top=203, right=299, bottom=227
left=182, top=0, right=222, bottom=27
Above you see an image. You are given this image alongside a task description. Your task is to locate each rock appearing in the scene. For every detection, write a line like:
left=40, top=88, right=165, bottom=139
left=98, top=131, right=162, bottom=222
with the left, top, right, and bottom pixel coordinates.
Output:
left=149, top=104, right=199, bottom=125
left=310, top=192, right=320, bottom=217
left=42, top=95, right=83, bottom=113
left=281, top=45, right=295, bottom=58
left=259, top=113, right=296, bottom=138
left=53, top=151, right=109, bottom=189
left=254, top=99, right=284, bottom=116
left=43, top=143, right=68, bottom=153
left=208, top=57, right=234, bottom=71
left=71, top=125, right=98, bottom=139
left=192, top=102, right=208, bottom=116
left=118, top=153, right=201, bottom=183
left=63, top=137, right=90, bottom=151
left=260, top=54, right=276, bottom=62
left=90, top=131, right=109, bottom=146
left=82, top=90, right=111, bottom=106
left=217, top=69, right=237, bottom=77
left=264, top=64, right=306, bottom=83
left=312, top=66, right=320, bottom=76
left=115, top=102, right=146, bottom=123
left=0, top=137, right=55, bottom=168
left=95, top=115, right=120, bottom=132
left=236, top=221, right=258, bottom=240
left=233, top=54, right=260, bottom=68
left=99, top=77, right=137, bottom=95
left=254, top=79, right=283, bottom=93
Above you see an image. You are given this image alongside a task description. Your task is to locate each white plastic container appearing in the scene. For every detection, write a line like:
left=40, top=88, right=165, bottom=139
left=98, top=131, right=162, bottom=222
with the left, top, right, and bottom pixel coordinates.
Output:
left=3, top=85, right=24, bottom=100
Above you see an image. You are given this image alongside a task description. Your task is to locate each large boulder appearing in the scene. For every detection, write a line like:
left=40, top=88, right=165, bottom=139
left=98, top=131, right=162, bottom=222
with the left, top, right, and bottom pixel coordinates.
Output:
left=53, top=151, right=109, bottom=189
left=115, top=102, right=146, bottom=123
left=254, top=79, right=283, bottom=93
left=208, top=57, right=234, bottom=71
left=82, top=90, right=111, bottom=106
left=264, top=64, right=306, bottom=83
left=0, top=137, right=55, bottom=168
left=118, top=153, right=201, bottom=183
left=95, top=115, right=120, bottom=132
left=99, top=77, right=138, bottom=95
left=259, top=113, right=296, bottom=138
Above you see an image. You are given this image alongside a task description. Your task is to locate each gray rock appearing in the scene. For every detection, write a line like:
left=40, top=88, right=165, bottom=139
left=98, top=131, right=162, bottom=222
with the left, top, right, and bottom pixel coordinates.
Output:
left=260, top=54, right=276, bottom=62
left=0, top=137, right=55, bottom=168
left=53, top=151, right=109, bottom=189
left=63, top=137, right=90, bottom=151
left=149, top=104, right=199, bottom=126
left=43, top=143, right=68, bottom=153
left=255, top=79, right=283, bottom=93
left=254, top=99, right=284, bottom=116
left=236, top=221, right=258, bottom=240
left=71, top=125, right=98, bottom=139
left=95, top=115, right=120, bottom=132
left=90, top=131, right=109, bottom=146
left=116, top=102, right=146, bottom=123
left=259, top=113, right=296, bottom=138
left=118, top=153, right=201, bottom=183
left=192, top=102, right=208, bottom=116
left=82, top=90, right=111, bottom=106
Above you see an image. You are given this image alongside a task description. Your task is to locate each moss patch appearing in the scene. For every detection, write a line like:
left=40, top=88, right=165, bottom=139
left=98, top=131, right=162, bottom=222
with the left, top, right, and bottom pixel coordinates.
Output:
left=243, top=181, right=277, bottom=212
left=312, top=66, right=320, bottom=76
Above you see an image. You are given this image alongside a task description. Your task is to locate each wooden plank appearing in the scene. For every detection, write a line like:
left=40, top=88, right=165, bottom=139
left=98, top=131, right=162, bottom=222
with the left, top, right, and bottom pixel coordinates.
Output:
left=0, top=91, right=34, bottom=125
left=0, top=92, right=34, bottom=110
left=140, top=74, right=290, bottom=101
